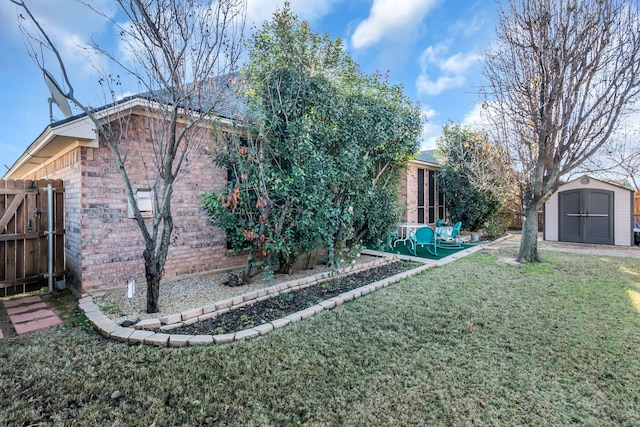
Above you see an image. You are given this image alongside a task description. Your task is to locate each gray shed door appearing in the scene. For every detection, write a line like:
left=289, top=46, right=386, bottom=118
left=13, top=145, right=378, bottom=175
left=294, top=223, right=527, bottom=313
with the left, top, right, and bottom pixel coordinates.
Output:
left=558, top=189, right=614, bottom=245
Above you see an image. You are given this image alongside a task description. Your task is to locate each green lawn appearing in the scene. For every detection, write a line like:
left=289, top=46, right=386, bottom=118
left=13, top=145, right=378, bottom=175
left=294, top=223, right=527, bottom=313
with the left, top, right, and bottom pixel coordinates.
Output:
left=2, top=246, right=640, bottom=426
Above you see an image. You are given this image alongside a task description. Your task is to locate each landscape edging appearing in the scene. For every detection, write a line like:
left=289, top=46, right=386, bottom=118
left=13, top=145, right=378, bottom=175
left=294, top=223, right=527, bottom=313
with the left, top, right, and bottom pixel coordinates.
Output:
left=80, top=238, right=501, bottom=346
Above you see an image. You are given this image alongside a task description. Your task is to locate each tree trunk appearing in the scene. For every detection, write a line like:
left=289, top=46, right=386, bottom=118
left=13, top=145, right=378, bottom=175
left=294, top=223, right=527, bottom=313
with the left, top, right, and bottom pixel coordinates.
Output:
left=517, top=202, right=542, bottom=263
left=278, top=255, right=294, bottom=275
left=145, top=263, right=161, bottom=313
left=242, top=252, right=255, bottom=284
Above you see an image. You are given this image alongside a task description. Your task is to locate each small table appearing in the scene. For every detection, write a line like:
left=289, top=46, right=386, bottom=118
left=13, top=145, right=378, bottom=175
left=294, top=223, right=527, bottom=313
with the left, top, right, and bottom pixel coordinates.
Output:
left=394, top=223, right=425, bottom=246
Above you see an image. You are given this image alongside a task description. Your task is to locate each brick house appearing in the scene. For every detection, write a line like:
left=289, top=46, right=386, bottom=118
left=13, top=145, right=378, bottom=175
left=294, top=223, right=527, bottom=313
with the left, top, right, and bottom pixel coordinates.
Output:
left=400, top=150, right=445, bottom=225
left=3, top=96, right=244, bottom=294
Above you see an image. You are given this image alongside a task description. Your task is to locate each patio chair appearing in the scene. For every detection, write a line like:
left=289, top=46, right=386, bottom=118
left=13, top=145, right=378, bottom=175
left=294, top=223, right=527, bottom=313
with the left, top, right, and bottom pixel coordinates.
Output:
left=409, top=226, right=437, bottom=256
left=436, top=221, right=462, bottom=248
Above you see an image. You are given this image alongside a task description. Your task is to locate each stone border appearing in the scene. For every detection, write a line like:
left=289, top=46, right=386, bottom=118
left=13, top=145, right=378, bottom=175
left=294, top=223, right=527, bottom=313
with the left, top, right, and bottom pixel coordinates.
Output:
left=78, top=238, right=503, bottom=347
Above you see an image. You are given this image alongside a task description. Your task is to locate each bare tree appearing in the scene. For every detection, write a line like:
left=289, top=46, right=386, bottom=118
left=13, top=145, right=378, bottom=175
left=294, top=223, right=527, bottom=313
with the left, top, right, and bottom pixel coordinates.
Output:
left=11, top=0, right=246, bottom=312
left=578, top=126, right=640, bottom=191
left=435, top=122, right=519, bottom=214
left=483, top=0, right=640, bottom=262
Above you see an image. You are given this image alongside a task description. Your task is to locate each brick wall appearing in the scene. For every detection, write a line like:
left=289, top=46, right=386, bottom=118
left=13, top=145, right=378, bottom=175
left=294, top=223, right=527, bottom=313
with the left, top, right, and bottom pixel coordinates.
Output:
left=402, top=161, right=441, bottom=225
left=24, top=148, right=83, bottom=290
left=25, top=113, right=245, bottom=293
left=404, top=163, right=420, bottom=223
left=399, top=167, right=408, bottom=222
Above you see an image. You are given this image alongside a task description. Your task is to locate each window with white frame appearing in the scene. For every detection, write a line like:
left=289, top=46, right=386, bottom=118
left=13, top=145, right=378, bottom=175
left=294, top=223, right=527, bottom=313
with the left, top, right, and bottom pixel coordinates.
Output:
left=128, top=189, right=154, bottom=218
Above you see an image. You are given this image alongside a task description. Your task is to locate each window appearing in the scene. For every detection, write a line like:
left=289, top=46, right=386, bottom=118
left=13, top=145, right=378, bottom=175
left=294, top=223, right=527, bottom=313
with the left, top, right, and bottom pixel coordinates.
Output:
left=428, top=170, right=436, bottom=223
left=128, top=189, right=153, bottom=218
left=417, top=168, right=425, bottom=223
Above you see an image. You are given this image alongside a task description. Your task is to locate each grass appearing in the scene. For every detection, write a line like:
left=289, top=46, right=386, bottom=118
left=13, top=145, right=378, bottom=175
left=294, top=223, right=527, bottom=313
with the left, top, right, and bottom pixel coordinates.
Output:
left=2, top=246, right=640, bottom=426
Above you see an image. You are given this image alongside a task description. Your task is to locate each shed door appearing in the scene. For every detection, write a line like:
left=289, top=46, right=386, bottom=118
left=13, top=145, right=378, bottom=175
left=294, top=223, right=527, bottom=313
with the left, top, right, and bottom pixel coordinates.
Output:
left=558, top=189, right=614, bottom=245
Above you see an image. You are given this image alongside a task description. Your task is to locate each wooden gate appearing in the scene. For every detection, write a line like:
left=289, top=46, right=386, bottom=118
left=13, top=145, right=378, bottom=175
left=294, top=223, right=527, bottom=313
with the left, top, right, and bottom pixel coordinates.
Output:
left=0, top=179, right=65, bottom=297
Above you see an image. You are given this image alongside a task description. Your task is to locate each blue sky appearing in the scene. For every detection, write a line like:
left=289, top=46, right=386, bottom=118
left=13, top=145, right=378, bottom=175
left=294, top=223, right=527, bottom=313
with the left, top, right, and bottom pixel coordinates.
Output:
left=0, top=0, right=497, bottom=173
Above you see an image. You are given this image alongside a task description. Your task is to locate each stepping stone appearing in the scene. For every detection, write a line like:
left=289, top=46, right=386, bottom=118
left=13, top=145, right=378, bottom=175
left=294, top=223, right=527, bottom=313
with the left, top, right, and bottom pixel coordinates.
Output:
left=6, top=302, right=47, bottom=316
left=3, top=295, right=42, bottom=308
left=3, top=295, right=63, bottom=335
left=14, top=316, right=62, bottom=335
left=10, top=309, right=57, bottom=325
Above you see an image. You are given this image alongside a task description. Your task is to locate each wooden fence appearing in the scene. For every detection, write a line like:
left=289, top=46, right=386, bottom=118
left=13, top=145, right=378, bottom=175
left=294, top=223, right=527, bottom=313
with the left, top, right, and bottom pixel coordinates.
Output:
left=0, top=179, right=65, bottom=297
left=509, top=192, right=640, bottom=230
left=508, top=212, right=544, bottom=231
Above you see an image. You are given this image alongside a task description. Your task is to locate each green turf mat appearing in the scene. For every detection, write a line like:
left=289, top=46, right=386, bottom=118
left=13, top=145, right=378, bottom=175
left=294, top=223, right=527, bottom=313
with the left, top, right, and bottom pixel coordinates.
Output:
left=370, top=240, right=474, bottom=260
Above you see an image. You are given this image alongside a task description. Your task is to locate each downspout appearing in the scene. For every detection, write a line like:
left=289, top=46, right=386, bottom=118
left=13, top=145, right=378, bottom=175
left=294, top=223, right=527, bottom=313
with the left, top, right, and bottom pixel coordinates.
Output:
left=47, top=183, right=54, bottom=293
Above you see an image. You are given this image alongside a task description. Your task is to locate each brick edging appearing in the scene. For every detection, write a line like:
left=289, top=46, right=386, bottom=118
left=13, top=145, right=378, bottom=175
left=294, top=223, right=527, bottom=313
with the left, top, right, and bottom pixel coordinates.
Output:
left=79, top=243, right=489, bottom=347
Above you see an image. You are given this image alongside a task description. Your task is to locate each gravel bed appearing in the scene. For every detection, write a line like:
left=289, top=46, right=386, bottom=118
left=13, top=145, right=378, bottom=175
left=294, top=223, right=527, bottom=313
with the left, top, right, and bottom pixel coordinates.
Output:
left=93, top=254, right=381, bottom=324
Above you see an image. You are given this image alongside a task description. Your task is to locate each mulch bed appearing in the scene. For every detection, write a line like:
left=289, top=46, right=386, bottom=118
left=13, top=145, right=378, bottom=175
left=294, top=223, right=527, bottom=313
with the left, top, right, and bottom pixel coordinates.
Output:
left=171, top=260, right=419, bottom=335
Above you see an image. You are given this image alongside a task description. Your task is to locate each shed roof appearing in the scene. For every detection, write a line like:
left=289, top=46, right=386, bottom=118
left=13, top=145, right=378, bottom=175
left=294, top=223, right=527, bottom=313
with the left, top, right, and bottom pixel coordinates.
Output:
left=559, top=175, right=634, bottom=193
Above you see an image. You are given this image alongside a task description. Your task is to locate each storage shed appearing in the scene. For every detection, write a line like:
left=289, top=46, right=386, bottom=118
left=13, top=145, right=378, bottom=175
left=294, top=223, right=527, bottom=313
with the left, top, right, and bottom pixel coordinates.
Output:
left=544, top=176, right=635, bottom=246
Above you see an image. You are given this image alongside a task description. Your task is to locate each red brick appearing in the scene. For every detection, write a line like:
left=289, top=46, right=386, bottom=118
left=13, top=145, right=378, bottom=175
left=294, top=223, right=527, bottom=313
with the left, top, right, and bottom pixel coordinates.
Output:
left=37, top=316, right=63, bottom=329
left=10, top=309, right=57, bottom=325
left=6, top=302, right=47, bottom=316
left=14, top=316, right=62, bottom=334
left=3, top=296, right=42, bottom=308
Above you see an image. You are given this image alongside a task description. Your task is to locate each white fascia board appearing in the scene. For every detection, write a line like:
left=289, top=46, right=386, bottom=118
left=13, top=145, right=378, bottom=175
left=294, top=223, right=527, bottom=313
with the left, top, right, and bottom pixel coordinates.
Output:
left=410, top=158, right=441, bottom=169
left=4, top=96, right=236, bottom=179
left=3, top=116, right=97, bottom=179
left=98, top=97, right=234, bottom=128
left=51, top=115, right=97, bottom=141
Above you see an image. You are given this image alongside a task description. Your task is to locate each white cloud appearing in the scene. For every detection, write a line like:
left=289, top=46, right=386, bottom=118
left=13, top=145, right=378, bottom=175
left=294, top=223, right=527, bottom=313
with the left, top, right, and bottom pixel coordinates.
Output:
left=416, top=43, right=483, bottom=96
left=419, top=42, right=449, bottom=64
left=4, top=1, right=115, bottom=48
left=1, top=1, right=115, bottom=78
left=421, top=102, right=497, bottom=150
left=351, top=0, right=440, bottom=49
left=420, top=105, right=441, bottom=149
left=421, top=122, right=441, bottom=149
left=417, top=75, right=465, bottom=96
left=422, top=106, right=438, bottom=121
left=441, top=52, right=484, bottom=75
left=462, top=103, right=492, bottom=129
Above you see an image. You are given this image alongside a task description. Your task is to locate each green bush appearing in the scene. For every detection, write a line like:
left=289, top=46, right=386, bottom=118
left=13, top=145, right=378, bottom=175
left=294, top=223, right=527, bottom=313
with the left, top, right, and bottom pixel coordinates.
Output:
left=436, top=122, right=504, bottom=231
left=483, top=211, right=515, bottom=239
left=203, top=5, right=421, bottom=280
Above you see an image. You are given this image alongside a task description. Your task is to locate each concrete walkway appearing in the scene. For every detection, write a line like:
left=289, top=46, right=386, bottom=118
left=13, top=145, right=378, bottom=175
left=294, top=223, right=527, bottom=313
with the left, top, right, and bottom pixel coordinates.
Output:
left=494, top=232, right=640, bottom=259
left=1, top=295, right=62, bottom=338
